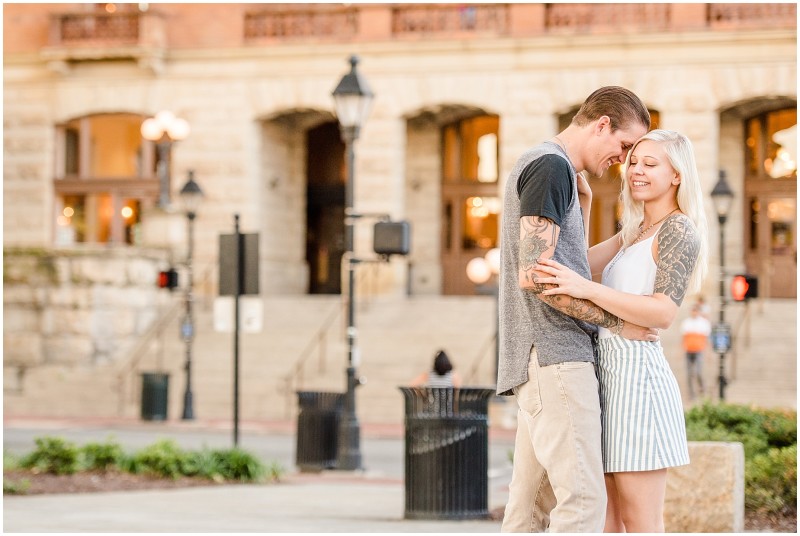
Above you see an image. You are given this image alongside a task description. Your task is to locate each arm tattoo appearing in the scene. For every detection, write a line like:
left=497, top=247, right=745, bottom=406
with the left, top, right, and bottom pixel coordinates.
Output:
left=518, top=215, right=622, bottom=330
left=519, top=216, right=557, bottom=291
left=654, top=215, right=700, bottom=306
left=539, top=293, right=623, bottom=330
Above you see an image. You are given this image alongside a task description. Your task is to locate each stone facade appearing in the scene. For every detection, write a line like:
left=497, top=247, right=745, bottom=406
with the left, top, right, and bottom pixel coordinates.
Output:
left=2, top=4, right=796, bottom=417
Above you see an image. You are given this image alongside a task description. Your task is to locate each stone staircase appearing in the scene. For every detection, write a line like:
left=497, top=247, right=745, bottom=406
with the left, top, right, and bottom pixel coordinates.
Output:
left=4, top=294, right=795, bottom=425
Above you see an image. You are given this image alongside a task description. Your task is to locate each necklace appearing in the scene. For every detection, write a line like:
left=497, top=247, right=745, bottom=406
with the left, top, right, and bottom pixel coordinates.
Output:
left=553, top=136, right=567, bottom=153
left=633, top=208, right=679, bottom=244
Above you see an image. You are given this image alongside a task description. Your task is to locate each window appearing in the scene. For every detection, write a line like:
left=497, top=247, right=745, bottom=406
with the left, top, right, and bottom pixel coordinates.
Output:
left=54, top=113, right=159, bottom=246
left=746, top=108, right=797, bottom=181
left=442, top=115, right=499, bottom=183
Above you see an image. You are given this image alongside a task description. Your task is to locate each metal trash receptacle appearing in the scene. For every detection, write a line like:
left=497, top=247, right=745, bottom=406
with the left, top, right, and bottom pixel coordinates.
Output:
left=295, top=391, right=345, bottom=472
left=140, top=372, right=169, bottom=421
left=399, top=386, right=496, bottom=520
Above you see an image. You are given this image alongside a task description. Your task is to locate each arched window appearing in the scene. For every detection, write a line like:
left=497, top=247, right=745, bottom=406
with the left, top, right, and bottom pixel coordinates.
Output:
left=53, top=113, right=159, bottom=245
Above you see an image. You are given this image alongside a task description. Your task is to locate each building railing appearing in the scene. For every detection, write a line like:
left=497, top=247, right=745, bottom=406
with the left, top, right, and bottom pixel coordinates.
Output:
left=53, top=12, right=139, bottom=44
left=243, top=3, right=794, bottom=42
left=391, top=4, right=509, bottom=36
left=244, top=7, right=359, bottom=40
left=708, top=3, right=797, bottom=29
left=545, top=3, right=672, bottom=32
left=44, top=4, right=796, bottom=53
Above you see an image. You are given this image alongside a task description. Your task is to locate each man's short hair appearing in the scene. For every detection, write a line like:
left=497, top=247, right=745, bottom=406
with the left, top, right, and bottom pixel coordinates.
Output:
left=572, top=86, right=651, bottom=132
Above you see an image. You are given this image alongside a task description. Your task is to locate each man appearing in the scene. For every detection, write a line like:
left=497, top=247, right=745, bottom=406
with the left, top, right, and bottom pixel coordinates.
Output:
left=498, top=86, right=656, bottom=532
left=680, top=302, right=711, bottom=399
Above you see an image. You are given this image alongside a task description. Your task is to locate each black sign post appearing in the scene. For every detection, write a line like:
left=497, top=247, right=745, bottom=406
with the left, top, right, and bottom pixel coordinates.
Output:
left=219, top=215, right=259, bottom=447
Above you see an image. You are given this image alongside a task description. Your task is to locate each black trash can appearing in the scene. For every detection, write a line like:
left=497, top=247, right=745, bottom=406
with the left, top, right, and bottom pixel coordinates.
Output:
left=295, top=391, right=345, bottom=472
left=140, top=372, right=169, bottom=421
left=398, top=386, right=496, bottom=520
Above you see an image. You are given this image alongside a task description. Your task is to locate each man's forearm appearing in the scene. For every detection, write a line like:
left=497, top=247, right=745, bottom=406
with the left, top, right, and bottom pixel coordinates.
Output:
left=533, top=290, right=623, bottom=332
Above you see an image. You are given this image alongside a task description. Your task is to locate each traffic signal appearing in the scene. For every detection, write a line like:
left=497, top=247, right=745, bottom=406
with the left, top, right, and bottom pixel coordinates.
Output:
left=158, top=268, right=179, bottom=290
left=731, top=274, right=758, bottom=301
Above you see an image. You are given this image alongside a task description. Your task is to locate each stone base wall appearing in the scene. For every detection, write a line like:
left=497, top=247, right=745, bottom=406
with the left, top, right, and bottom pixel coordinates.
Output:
left=665, top=441, right=745, bottom=533
left=3, top=247, right=171, bottom=390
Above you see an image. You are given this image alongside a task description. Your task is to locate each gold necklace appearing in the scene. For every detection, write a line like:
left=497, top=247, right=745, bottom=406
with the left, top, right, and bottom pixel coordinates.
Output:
left=633, top=208, right=679, bottom=244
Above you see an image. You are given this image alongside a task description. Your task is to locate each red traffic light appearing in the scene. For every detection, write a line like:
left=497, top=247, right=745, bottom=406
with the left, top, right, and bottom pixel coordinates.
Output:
left=731, top=274, right=758, bottom=301
left=731, top=275, right=748, bottom=301
left=158, top=269, right=179, bottom=290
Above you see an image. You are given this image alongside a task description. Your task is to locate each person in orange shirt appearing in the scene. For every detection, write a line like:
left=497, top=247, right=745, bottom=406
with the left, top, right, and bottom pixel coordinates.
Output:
left=680, top=302, right=711, bottom=399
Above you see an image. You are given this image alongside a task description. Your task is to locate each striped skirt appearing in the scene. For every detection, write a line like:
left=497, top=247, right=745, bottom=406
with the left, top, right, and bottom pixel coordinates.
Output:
left=597, top=336, right=689, bottom=473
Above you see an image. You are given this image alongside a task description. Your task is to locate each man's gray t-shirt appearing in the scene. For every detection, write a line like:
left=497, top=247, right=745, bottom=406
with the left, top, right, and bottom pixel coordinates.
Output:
left=496, top=141, right=598, bottom=396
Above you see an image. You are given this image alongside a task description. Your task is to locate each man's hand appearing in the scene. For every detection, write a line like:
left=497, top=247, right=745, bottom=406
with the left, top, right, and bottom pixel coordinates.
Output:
left=621, top=321, right=659, bottom=342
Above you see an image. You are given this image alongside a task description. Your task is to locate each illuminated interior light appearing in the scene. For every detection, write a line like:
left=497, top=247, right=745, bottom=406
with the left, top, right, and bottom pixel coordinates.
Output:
left=121, top=206, right=134, bottom=219
left=63, top=207, right=74, bottom=218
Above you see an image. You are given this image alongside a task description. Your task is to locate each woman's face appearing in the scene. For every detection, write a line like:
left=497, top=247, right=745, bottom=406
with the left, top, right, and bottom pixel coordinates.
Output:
left=626, top=139, right=680, bottom=203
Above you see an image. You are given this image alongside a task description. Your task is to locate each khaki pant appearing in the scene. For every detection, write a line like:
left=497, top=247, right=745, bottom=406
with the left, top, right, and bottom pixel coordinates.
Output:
left=501, top=349, right=606, bottom=533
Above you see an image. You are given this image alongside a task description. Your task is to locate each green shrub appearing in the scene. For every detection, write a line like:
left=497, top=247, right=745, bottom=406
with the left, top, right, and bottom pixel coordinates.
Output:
left=11, top=436, right=279, bottom=486
left=746, top=444, right=797, bottom=514
left=4, top=450, right=21, bottom=471
left=210, top=448, right=268, bottom=482
left=130, top=439, right=188, bottom=479
left=20, top=437, right=80, bottom=475
left=3, top=478, right=30, bottom=494
left=685, top=402, right=797, bottom=515
left=80, top=440, right=124, bottom=471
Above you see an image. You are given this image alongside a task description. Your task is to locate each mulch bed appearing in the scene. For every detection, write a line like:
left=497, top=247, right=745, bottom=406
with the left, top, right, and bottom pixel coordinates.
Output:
left=3, top=468, right=235, bottom=495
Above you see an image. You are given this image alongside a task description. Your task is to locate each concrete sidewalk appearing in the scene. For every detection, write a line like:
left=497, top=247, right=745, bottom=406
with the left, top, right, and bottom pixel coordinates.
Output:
left=3, top=417, right=512, bottom=533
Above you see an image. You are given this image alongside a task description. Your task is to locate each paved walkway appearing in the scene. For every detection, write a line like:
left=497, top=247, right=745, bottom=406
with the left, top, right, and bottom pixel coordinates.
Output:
left=3, top=417, right=512, bottom=533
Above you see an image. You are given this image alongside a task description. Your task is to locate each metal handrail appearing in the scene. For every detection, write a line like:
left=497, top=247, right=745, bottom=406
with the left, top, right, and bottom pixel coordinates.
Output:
left=464, top=332, right=496, bottom=385
left=281, top=302, right=343, bottom=419
left=115, top=260, right=215, bottom=416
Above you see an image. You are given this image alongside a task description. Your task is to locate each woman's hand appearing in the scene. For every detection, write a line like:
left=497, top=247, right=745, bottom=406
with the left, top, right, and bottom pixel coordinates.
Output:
left=534, top=257, right=595, bottom=300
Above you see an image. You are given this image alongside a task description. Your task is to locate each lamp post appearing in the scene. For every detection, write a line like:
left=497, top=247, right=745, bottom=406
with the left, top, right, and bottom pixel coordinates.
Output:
left=466, top=248, right=501, bottom=384
left=331, top=55, right=374, bottom=471
left=710, top=170, right=734, bottom=400
left=178, top=170, right=204, bottom=420
left=141, top=111, right=191, bottom=208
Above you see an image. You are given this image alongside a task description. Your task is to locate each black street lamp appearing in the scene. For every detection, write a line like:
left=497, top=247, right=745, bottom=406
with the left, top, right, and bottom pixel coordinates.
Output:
left=710, top=170, right=734, bottom=400
left=141, top=111, right=191, bottom=208
left=331, top=55, right=374, bottom=471
left=178, top=170, right=204, bottom=420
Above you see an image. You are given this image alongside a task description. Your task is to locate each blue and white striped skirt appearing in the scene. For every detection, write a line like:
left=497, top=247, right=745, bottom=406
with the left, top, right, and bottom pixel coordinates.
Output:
left=597, top=336, right=689, bottom=473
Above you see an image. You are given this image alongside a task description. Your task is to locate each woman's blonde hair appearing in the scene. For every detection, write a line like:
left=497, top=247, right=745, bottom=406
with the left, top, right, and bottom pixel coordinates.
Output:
left=619, top=129, right=709, bottom=294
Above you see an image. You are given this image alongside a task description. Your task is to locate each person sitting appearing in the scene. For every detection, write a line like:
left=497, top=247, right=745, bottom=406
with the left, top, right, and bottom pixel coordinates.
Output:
left=410, top=349, right=463, bottom=388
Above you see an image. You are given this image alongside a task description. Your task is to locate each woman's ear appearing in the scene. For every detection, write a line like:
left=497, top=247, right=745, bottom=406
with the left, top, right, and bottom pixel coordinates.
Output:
left=672, top=174, right=681, bottom=186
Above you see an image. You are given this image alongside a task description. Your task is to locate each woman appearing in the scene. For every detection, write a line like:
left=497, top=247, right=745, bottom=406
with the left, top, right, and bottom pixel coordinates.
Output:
left=410, top=349, right=463, bottom=388
left=534, top=129, right=708, bottom=532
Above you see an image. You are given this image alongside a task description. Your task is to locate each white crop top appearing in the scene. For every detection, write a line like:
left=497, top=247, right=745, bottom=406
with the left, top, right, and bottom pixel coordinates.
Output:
left=598, top=234, right=658, bottom=339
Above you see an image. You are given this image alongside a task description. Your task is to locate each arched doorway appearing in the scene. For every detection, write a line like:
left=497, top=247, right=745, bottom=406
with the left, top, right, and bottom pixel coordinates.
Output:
left=405, top=104, right=501, bottom=296
left=306, top=120, right=346, bottom=294
left=738, top=101, right=796, bottom=298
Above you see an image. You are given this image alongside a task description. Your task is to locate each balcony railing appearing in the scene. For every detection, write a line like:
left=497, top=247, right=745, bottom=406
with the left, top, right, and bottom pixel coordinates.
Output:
left=545, top=3, right=672, bottom=32
left=391, top=4, right=509, bottom=36
left=244, top=7, right=359, bottom=40
left=53, top=12, right=139, bottom=45
left=709, top=3, right=797, bottom=29
left=43, top=11, right=166, bottom=71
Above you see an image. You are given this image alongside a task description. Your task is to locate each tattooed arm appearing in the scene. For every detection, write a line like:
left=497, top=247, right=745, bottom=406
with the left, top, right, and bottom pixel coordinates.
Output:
left=535, top=215, right=700, bottom=329
left=519, top=215, right=651, bottom=337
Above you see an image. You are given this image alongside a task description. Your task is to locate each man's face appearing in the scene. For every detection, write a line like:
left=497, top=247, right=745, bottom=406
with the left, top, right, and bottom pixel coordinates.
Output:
left=589, top=117, right=648, bottom=178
